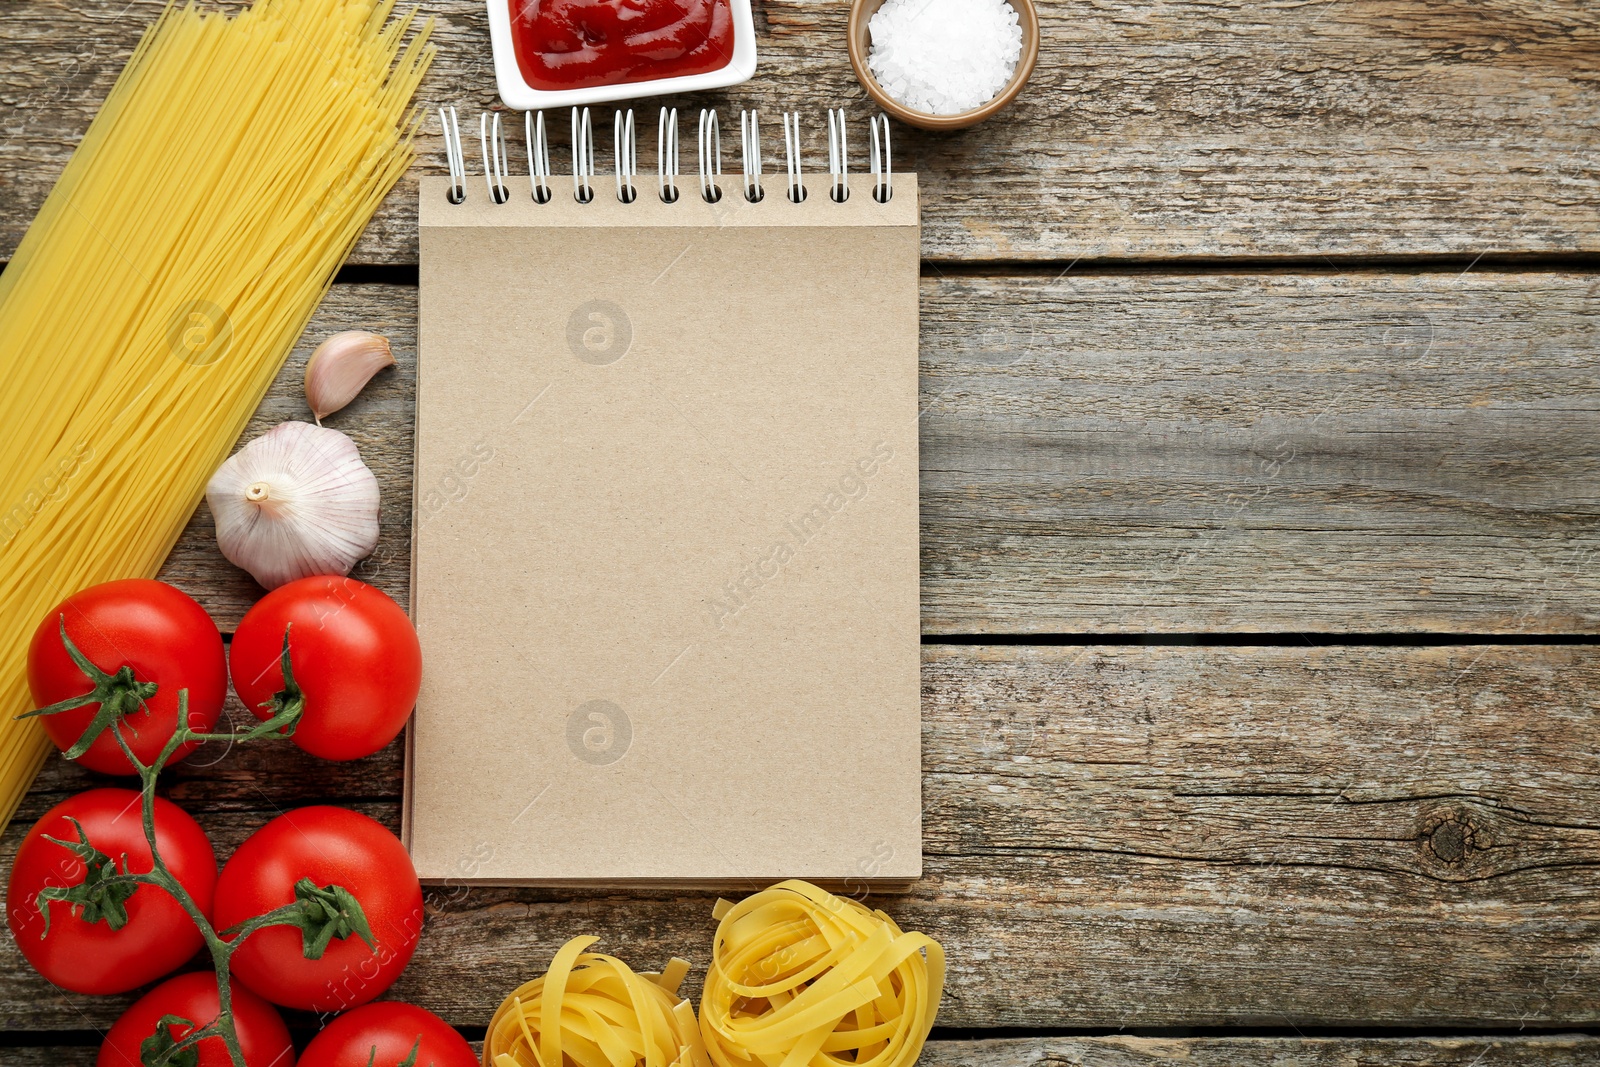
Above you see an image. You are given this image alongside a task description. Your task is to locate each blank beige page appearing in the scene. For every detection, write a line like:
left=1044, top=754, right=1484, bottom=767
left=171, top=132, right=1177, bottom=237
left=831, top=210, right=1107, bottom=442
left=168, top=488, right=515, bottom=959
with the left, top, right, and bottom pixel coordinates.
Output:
left=407, top=174, right=921, bottom=885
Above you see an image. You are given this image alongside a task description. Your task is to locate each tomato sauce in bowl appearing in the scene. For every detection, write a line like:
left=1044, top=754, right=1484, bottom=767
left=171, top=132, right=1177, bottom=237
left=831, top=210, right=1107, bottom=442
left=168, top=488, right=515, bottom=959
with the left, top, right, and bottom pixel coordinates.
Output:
left=510, top=0, right=736, bottom=91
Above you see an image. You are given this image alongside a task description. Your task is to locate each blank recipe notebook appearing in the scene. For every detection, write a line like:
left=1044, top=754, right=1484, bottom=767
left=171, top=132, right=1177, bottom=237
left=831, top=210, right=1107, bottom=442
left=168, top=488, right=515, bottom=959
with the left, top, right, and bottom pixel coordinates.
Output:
left=404, top=166, right=923, bottom=886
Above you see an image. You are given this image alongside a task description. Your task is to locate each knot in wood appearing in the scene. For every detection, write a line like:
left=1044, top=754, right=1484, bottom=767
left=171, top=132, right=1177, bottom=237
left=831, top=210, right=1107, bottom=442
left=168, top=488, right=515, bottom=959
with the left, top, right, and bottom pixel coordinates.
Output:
left=1422, top=809, right=1478, bottom=866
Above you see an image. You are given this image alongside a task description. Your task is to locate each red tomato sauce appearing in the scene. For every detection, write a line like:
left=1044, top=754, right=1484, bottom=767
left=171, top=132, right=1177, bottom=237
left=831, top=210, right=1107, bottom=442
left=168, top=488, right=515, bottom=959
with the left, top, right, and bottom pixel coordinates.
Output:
left=511, top=0, right=736, bottom=90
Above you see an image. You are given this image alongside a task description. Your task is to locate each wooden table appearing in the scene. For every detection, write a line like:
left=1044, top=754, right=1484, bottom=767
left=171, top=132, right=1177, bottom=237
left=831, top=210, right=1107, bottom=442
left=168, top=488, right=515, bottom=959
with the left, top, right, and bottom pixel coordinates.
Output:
left=4, top=0, right=1599, bottom=1062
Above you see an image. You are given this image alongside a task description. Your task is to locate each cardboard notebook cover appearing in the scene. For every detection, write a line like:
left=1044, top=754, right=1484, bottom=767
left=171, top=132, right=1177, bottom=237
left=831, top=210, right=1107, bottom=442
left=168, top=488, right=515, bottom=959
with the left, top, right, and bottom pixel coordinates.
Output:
left=406, top=174, right=921, bottom=886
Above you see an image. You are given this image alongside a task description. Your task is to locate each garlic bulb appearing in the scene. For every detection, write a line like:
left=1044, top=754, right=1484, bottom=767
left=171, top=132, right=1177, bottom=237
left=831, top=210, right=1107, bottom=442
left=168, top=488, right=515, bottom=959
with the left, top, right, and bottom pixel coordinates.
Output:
left=207, top=421, right=380, bottom=590
left=304, top=330, right=394, bottom=423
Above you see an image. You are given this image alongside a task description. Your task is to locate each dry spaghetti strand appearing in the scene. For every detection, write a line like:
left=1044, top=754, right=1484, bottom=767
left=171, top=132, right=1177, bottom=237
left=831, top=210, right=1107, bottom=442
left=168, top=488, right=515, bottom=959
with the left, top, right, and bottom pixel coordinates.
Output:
left=0, top=0, right=432, bottom=833
left=699, top=881, right=945, bottom=1067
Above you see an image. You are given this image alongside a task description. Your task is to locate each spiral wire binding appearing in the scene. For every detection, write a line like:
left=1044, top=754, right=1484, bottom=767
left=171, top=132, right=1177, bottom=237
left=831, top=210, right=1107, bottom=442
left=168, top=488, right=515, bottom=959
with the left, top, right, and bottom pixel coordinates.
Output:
left=571, top=106, right=595, bottom=204
left=438, top=106, right=466, bottom=204
left=481, top=112, right=510, bottom=204
left=658, top=107, right=680, bottom=203
left=782, top=111, right=806, bottom=203
left=698, top=108, right=722, bottom=203
left=615, top=109, right=637, bottom=203
left=740, top=110, right=763, bottom=203
left=440, top=109, right=892, bottom=208
left=826, top=107, right=849, bottom=203
left=869, top=113, right=892, bottom=203
left=526, top=111, right=552, bottom=203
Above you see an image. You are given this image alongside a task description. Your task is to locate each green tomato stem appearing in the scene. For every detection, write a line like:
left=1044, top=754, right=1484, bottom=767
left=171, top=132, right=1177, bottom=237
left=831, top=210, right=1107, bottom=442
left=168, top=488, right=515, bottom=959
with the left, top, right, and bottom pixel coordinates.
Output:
left=109, top=710, right=252, bottom=1067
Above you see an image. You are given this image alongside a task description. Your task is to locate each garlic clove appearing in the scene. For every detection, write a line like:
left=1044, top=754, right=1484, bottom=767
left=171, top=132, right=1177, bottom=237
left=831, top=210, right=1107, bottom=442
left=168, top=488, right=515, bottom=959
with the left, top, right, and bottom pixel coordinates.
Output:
left=304, top=330, right=394, bottom=423
left=206, top=421, right=381, bottom=590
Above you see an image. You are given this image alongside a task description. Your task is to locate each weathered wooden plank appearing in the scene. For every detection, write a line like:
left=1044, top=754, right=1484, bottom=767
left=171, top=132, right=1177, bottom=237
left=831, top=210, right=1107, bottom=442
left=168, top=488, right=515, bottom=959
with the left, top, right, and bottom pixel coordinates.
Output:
left=4, top=0, right=1599, bottom=263
left=154, top=273, right=1600, bottom=633
left=920, top=1036, right=1600, bottom=1067
left=918, top=269, right=1600, bottom=633
left=6, top=645, right=1598, bottom=1029
left=11, top=1036, right=1600, bottom=1067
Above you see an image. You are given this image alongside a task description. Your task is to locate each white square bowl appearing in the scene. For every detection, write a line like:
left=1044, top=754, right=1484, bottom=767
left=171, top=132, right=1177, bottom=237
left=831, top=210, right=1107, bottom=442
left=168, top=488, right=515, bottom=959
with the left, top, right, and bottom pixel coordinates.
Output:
left=488, top=0, right=758, bottom=111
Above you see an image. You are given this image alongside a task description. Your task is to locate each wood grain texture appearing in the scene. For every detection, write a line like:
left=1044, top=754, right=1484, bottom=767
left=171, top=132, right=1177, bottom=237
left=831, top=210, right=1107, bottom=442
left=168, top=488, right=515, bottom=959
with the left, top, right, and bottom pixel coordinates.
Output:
left=918, top=269, right=1600, bottom=633
left=5, top=645, right=1597, bottom=1030
left=153, top=274, right=1600, bottom=633
left=921, top=1036, right=1600, bottom=1062
left=3, top=0, right=1599, bottom=263
left=921, top=1037, right=1600, bottom=1067
left=12, top=1036, right=1600, bottom=1067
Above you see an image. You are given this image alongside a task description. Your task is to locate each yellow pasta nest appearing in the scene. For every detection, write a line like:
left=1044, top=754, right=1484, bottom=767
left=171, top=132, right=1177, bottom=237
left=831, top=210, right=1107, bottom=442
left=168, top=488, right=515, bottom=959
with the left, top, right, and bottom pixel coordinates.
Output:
left=485, top=936, right=711, bottom=1067
left=698, top=880, right=945, bottom=1067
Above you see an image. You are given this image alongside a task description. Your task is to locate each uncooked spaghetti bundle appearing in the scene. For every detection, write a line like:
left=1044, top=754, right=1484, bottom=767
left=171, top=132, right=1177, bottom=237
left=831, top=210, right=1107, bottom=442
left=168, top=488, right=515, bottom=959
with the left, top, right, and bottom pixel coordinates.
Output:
left=0, top=0, right=432, bottom=831
left=699, top=880, right=944, bottom=1067
left=485, top=936, right=711, bottom=1067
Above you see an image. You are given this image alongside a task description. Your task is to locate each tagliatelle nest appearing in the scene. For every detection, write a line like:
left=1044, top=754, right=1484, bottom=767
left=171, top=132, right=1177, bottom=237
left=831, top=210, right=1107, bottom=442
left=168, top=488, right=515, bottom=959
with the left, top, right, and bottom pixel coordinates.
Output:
left=485, top=936, right=711, bottom=1067
left=698, top=880, right=945, bottom=1067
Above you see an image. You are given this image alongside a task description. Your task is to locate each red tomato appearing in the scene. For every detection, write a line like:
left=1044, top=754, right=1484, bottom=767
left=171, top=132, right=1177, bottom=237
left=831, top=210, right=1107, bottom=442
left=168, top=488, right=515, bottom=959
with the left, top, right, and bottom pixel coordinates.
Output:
left=300, top=1001, right=476, bottom=1067
left=97, top=971, right=295, bottom=1067
left=28, top=579, right=226, bottom=774
left=214, top=806, right=422, bottom=1011
left=6, top=788, right=215, bottom=994
left=230, top=575, right=422, bottom=761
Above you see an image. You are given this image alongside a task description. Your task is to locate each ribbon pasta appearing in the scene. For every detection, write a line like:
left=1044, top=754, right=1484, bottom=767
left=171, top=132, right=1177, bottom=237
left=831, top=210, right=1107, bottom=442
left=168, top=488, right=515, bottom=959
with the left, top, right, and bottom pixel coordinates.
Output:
left=698, top=881, right=945, bottom=1067
left=485, top=936, right=711, bottom=1067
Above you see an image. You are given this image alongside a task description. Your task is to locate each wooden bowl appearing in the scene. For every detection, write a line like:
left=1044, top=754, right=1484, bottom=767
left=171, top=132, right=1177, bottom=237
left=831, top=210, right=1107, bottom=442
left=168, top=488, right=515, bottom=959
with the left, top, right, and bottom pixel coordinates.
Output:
left=847, top=0, right=1039, bottom=131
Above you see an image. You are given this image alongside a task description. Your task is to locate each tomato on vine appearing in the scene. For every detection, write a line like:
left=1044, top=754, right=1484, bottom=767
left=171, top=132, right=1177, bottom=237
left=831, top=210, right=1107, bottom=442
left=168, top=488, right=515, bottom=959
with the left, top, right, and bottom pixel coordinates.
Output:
left=229, top=575, right=422, bottom=762
left=96, top=971, right=294, bottom=1067
left=10, top=574, right=428, bottom=1064
left=26, top=579, right=226, bottom=774
left=6, top=787, right=216, bottom=995
left=299, top=1001, right=477, bottom=1067
left=214, top=806, right=423, bottom=1011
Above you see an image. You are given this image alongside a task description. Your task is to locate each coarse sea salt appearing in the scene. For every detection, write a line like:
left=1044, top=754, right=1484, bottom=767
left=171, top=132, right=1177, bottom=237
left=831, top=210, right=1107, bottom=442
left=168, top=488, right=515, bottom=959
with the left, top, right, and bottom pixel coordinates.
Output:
left=867, top=0, right=1023, bottom=116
